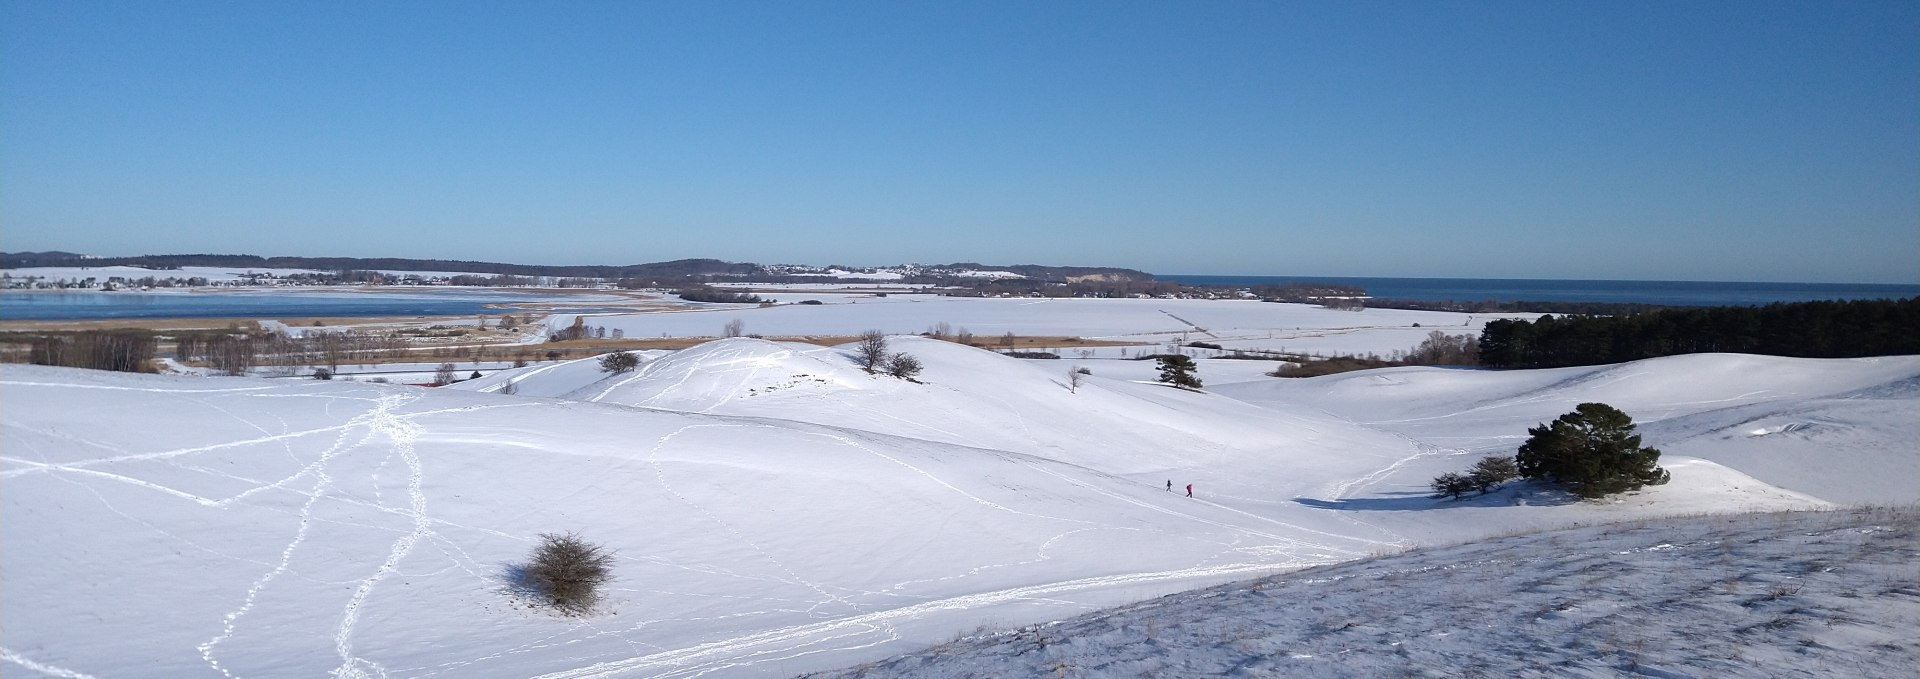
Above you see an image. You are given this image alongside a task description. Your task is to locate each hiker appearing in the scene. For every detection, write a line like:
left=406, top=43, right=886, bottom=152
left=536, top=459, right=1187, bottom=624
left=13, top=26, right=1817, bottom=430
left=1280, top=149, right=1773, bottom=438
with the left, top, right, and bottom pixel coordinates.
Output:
left=1166, top=480, right=1172, bottom=492
left=1186, top=483, right=1193, bottom=498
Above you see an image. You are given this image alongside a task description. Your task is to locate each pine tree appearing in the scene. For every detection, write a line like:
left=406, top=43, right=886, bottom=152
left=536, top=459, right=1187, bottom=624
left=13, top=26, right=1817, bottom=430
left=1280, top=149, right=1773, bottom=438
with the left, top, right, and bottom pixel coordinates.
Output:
left=1155, top=355, right=1202, bottom=389
left=1516, top=403, right=1669, bottom=498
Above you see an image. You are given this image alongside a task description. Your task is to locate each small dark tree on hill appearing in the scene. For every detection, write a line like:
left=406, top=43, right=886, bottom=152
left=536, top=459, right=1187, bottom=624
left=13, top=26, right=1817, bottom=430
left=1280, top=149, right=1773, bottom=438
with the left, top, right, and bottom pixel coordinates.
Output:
left=1156, top=355, right=1202, bottom=389
left=1430, top=472, right=1472, bottom=500
left=598, top=351, right=639, bottom=375
left=884, top=352, right=923, bottom=381
left=1516, top=402, right=1669, bottom=498
left=857, top=330, right=889, bottom=373
left=525, top=532, right=615, bottom=615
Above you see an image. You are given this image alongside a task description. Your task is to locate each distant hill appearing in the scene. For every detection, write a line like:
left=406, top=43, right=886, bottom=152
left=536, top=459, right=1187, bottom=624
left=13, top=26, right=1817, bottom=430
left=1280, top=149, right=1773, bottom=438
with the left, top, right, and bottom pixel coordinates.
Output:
left=0, top=252, right=1155, bottom=284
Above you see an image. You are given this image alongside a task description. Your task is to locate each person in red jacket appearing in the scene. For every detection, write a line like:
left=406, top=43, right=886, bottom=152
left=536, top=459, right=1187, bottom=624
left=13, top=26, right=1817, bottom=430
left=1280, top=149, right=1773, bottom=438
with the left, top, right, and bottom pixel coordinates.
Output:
left=1185, top=483, right=1193, bottom=498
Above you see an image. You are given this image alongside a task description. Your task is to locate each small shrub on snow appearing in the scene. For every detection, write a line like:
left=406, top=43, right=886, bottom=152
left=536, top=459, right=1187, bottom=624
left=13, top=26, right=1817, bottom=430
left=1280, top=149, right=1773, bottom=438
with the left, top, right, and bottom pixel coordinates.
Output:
left=885, top=352, right=923, bottom=381
left=1430, top=472, right=1472, bottom=500
left=598, top=351, right=639, bottom=375
left=526, top=532, right=615, bottom=614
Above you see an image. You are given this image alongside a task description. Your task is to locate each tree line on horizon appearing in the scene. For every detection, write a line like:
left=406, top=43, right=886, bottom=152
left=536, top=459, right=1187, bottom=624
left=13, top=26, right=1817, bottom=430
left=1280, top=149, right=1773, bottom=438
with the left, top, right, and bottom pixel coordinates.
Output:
left=1477, top=297, right=1918, bottom=369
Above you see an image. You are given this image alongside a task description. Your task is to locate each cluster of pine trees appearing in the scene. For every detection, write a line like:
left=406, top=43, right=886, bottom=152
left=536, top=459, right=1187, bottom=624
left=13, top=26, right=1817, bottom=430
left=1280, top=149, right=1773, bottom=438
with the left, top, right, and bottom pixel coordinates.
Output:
left=1478, top=298, right=1917, bottom=369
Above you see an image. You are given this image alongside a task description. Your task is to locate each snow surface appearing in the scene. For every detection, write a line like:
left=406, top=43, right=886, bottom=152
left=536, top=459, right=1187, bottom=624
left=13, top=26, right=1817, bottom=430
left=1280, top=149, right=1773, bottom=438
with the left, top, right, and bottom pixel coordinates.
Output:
left=2, top=341, right=1913, bottom=678
left=548, top=298, right=1520, bottom=359
left=802, top=507, right=1920, bottom=678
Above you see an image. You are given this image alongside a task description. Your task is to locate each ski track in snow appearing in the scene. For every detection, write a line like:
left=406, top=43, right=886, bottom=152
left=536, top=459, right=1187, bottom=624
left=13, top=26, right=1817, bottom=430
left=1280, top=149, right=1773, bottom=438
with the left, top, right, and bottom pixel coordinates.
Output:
left=331, top=392, right=429, bottom=679
left=198, top=391, right=412, bottom=678
left=0, top=648, right=101, bottom=679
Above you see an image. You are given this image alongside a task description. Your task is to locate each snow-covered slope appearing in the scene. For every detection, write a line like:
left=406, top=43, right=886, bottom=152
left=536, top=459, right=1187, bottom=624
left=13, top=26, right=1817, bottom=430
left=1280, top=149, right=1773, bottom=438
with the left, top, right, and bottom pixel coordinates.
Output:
left=475, top=337, right=1409, bottom=482
left=0, top=365, right=1398, bottom=678
left=3, top=344, right=1910, bottom=678
left=802, top=507, right=1920, bottom=679
left=1213, top=354, right=1920, bottom=504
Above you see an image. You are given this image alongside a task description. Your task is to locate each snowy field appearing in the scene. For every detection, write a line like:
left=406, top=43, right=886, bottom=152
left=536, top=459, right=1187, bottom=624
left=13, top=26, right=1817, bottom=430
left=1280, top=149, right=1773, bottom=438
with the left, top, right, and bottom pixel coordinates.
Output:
left=553, top=297, right=1518, bottom=359
left=3, top=331, right=1913, bottom=678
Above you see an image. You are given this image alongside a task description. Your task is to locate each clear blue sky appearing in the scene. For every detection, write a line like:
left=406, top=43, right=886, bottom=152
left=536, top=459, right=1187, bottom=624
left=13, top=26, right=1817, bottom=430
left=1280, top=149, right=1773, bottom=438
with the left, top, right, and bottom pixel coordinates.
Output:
left=4, top=1, right=1916, bottom=283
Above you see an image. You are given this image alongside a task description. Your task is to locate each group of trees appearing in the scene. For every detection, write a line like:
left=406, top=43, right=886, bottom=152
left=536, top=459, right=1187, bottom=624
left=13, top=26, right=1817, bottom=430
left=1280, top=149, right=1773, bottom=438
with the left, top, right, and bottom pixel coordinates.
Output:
left=1430, top=455, right=1519, bottom=500
left=23, top=330, right=157, bottom=373
left=676, top=286, right=766, bottom=304
left=1478, top=298, right=1918, bottom=369
left=1271, top=331, right=1480, bottom=378
left=548, top=317, right=624, bottom=342
left=856, top=331, right=923, bottom=380
left=1433, top=402, right=1668, bottom=500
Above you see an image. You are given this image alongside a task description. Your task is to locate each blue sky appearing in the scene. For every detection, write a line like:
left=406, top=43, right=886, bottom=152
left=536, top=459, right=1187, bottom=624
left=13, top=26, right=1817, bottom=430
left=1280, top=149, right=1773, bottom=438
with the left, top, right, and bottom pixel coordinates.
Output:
left=3, top=1, right=1916, bottom=282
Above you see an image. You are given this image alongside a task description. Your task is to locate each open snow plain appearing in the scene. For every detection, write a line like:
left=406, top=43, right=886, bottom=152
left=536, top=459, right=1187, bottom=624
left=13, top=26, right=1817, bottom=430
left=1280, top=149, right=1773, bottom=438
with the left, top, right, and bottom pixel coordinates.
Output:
left=3, top=323, right=1915, bottom=677
left=547, top=296, right=1517, bottom=359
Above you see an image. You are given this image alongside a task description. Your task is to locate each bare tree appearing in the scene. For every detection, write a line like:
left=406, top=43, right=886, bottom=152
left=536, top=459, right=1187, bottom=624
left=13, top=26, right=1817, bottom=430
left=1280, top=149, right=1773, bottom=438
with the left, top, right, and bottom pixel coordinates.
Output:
left=724, top=318, right=746, bottom=338
left=885, top=352, right=923, bottom=380
left=433, top=362, right=458, bottom=386
left=208, top=335, right=258, bottom=376
left=856, top=330, right=888, bottom=373
left=999, top=332, right=1016, bottom=352
left=598, top=351, right=640, bottom=374
left=1067, top=365, right=1085, bottom=393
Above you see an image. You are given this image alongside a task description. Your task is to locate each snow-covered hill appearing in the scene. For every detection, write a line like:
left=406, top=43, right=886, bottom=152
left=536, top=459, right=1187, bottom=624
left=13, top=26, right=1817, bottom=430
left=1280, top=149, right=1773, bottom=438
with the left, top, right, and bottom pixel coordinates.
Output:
left=3, top=343, right=1913, bottom=678
left=801, top=507, right=1920, bottom=678
left=1213, top=354, right=1920, bottom=504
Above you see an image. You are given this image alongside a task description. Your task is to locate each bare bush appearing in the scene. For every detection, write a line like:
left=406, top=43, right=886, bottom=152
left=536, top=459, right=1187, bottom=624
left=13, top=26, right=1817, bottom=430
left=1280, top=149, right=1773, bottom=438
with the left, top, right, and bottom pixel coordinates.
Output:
left=1431, top=472, right=1472, bottom=500
left=598, top=351, right=639, bottom=374
left=525, top=532, right=615, bottom=614
left=1469, top=455, right=1519, bottom=493
left=885, top=352, right=923, bottom=380
left=723, top=318, right=746, bottom=338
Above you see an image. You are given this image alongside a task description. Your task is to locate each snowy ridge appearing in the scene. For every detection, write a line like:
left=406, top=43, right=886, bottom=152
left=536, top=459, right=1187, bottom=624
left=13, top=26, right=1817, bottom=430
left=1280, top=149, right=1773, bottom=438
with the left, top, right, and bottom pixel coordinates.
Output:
left=801, top=507, right=1920, bottom=678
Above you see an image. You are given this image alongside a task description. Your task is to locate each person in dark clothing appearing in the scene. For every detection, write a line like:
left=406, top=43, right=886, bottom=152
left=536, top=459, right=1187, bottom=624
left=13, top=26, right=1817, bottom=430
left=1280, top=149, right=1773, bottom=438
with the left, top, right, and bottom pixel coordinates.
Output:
left=1166, top=480, right=1172, bottom=492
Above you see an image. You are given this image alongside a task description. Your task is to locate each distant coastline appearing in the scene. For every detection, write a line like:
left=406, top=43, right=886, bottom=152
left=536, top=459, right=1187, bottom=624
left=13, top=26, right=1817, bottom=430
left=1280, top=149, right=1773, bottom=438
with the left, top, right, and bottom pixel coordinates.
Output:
left=1159, top=275, right=1920, bottom=307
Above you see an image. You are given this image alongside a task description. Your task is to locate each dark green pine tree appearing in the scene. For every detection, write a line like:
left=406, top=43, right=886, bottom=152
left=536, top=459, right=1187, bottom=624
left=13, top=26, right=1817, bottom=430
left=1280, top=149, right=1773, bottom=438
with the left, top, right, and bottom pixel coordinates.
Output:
left=1516, top=402, right=1669, bottom=498
left=1155, top=354, right=1202, bottom=389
